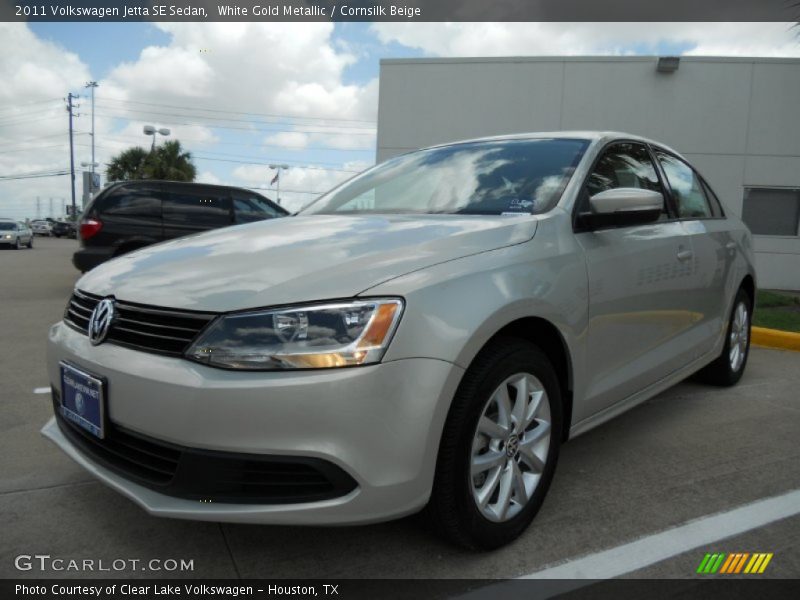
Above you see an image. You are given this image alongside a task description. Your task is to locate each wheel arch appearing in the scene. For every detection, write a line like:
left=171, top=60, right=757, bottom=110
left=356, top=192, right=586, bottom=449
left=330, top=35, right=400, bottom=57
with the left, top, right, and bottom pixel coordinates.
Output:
left=464, top=317, right=574, bottom=442
left=740, top=274, right=755, bottom=307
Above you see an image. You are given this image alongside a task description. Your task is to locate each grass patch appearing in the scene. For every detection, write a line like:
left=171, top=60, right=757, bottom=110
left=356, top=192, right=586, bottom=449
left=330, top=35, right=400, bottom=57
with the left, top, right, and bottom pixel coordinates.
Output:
left=754, top=290, right=800, bottom=333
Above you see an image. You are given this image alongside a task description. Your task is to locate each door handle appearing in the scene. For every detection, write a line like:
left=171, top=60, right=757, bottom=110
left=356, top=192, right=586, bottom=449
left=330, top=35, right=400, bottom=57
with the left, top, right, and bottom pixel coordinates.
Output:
left=676, top=250, right=693, bottom=262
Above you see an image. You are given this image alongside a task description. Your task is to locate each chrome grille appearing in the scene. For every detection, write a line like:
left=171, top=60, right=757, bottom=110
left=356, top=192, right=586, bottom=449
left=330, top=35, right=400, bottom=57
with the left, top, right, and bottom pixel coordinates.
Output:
left=64, top=290, right=216, bottom=356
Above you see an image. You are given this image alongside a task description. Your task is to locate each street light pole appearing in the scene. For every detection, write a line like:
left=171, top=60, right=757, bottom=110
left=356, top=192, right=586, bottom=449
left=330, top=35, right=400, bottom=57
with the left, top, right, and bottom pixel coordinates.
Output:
left=143, top=125, right=170, bottom=152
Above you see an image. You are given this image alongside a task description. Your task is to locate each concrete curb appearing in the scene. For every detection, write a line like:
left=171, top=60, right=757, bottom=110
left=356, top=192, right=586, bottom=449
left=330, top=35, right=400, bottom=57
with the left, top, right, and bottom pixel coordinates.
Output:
left=751, top=326, right=800, bottom=352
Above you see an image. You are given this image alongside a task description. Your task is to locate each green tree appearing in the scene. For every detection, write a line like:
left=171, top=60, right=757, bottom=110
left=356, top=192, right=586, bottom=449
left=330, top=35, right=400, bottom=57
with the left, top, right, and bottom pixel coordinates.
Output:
left=145, top=140, right=197, bottom=181
left=106, top=140, right=196, bottom=182
left=105, top=146, right=150, bottom=181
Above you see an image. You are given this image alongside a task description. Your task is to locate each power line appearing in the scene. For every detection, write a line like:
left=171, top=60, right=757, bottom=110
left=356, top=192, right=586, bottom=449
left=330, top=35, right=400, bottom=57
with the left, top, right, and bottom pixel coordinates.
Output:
left=191, top=154, right=363, bottom=173
left=91, top=110, right=375, bottom=137
left=99, top=97, right=376, bottom=125
left=244, top=186, right=326, bottom=195
left=91, top=131, right=372, bottom=153
left=2, top=131, right=75, bottom=145
left=0, top=97, right=62, bottom=113
left=0, top=114, right=64, bottom=129
left=0, top=170, right=70, bottom=181
left=70, top=142, right=365, bottom=174
left=0, top=107, right=63, bottom=124
left=94, top=102, right=376, bottom=132
left=0, top=143, right=66, bottom=155
left=0, top=115, right=61, bottom=127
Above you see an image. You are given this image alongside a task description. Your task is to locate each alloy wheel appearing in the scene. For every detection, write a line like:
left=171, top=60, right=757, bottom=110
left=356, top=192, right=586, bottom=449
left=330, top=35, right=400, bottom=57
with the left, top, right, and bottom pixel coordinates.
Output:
left=728, top=301, right=749, bottom=372
left=470, top=372, right=551, bottom=522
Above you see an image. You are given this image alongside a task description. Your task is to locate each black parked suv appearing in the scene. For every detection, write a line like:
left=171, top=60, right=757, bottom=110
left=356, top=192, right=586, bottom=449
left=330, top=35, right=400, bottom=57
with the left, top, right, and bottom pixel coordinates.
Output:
left=74, top=180, right=288, bottom=272
left=51, top=220, right=77, bottom=238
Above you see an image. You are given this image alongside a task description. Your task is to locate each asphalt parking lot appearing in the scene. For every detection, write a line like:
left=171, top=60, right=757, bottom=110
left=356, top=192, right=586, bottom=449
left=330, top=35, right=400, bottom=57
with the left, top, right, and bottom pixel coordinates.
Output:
left=1, top=237, right=799, bottom=581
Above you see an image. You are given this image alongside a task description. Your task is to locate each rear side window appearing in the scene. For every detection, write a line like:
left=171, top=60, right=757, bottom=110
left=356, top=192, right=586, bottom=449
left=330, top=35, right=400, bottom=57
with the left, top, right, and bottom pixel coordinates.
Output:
left=700, top=179, right=725, bottom=217
left=233, top=192, right=284, bottom=223
left=99, top=185, right=161, bottom=218
left=655, top=152, right=713, bottom=219
left=164, top=189, right=232, bottom=227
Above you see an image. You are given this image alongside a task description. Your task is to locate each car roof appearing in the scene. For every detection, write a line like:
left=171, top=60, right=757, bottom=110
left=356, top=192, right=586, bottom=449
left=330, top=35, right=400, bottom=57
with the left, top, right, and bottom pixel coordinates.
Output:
left=425, top=131, right=685, bottom=159
left=105, top=180, right=268, bottom=194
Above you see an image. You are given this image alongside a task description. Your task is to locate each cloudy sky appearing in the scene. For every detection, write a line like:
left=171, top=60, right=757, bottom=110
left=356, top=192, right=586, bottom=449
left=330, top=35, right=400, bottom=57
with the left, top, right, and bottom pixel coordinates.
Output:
left=1, top=21, right=798, bottom=218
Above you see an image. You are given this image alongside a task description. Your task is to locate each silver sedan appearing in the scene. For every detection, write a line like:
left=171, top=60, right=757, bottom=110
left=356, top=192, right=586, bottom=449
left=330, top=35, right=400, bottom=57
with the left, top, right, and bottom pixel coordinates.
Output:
left=0, top=221, right=33, bottom=249
left=43, top=132, right=755, bottom=549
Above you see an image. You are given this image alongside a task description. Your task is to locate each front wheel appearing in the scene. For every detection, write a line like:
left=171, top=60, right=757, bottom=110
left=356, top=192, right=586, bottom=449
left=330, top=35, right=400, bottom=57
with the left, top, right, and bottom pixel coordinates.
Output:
left=696, top=288, right=752, bottom=386
left=427, top=338, right=562, bottom=550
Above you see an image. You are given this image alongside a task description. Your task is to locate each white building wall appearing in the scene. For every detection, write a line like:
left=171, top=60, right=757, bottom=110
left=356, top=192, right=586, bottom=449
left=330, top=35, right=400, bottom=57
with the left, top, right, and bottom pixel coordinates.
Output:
left=377, top=56, right=800, bottom=290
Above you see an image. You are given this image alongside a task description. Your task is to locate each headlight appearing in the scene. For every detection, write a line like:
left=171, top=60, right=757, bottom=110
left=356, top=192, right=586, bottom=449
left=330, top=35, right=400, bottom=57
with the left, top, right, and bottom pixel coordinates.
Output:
left=186, top=298, right=404, bottom=370
left=2, top=234, right=11, bottom=239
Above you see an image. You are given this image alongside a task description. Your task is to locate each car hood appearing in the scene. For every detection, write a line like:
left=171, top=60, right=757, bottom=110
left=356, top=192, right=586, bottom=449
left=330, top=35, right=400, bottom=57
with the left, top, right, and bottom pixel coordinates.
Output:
left=77, top=214, right=538, bottom=312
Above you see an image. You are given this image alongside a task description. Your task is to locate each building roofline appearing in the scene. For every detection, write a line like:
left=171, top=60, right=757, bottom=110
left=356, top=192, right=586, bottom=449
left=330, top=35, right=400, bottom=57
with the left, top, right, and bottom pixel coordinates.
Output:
left=380, top=55, right=800, bottom=66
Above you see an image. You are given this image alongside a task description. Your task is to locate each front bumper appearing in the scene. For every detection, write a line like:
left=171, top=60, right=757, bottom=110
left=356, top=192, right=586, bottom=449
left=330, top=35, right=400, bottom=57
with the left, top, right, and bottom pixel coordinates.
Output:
left=43, top=322, right=463, bottom=524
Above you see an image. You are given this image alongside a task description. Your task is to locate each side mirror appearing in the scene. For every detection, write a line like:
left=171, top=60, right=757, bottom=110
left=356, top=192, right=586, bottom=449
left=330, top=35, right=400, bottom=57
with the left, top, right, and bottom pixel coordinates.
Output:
left=578, top=188, right=663, bottom=230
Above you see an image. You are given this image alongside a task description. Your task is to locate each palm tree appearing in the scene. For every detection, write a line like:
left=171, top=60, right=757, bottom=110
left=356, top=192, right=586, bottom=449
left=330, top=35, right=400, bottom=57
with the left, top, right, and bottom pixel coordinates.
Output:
left=106, top=140, right=196, bottom=182
left=106, top=147, right=150, bottom=181
left=146, top=140, right=197, bottom=182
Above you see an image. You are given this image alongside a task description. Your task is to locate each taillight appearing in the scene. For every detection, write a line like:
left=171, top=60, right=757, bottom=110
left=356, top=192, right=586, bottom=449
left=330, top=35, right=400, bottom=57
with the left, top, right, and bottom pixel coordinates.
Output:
left=79, top=218, right=103, bottom=240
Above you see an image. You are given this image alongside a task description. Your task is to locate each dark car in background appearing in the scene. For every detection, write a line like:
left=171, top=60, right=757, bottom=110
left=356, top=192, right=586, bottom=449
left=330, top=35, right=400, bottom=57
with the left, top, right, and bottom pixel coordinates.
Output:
left=51, top=220, right=77, bottom=239
left=74, top=180, right=288, bottom=272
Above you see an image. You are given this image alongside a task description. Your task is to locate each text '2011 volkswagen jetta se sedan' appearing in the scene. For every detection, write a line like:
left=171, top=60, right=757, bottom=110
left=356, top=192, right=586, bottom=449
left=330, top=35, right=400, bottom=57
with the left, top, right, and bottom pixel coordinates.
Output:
left=43, top=132, right=755, bottom=549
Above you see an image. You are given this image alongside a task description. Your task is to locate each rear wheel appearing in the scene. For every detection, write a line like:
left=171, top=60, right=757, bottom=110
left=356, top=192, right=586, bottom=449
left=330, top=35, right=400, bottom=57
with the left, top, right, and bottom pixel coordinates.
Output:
left=696, top=288, right=752, bottom=386
left=427, top=338, right=562, bottom=550
left=27, top=237, right=33, bottom=248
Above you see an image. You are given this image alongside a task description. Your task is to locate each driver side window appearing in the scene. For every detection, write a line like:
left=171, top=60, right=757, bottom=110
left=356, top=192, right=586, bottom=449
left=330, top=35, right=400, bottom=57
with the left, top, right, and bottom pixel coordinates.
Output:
left=581, top=142, right=667, bottom=219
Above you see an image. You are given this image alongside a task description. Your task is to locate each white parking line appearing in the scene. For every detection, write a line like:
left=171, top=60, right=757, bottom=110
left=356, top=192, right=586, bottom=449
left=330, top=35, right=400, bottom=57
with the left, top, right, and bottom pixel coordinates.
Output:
left=33, top=387, right=51, bottom=394
left=521, top=488, right=800, bottom=580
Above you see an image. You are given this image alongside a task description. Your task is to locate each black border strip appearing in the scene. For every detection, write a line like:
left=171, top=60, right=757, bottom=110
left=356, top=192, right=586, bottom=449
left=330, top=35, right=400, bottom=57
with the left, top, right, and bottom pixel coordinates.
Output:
left=3, top=0, right=798, bottom=23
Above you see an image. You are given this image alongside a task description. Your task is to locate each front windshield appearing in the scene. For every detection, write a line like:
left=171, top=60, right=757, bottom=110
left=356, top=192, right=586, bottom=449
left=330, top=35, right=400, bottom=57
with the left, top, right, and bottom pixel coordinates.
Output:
left=0, top=222, right=17, bottom=230
left=302, top=138, right=589, bottom=216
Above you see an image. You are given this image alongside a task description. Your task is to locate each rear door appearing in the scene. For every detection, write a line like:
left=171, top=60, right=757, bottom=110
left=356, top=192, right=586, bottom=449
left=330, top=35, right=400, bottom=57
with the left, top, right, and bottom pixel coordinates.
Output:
left=162, top=185, right=233, bottom=240
left=92, top=183, right=163, bottom=248
left=575, top=141, right=697, bottom=415
left=653, top=149, right=733, bottom=358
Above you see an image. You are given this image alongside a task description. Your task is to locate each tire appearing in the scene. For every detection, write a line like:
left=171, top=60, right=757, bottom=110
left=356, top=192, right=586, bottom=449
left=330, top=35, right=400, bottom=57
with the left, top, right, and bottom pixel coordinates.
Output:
left=28, top=237, right=33, bottom=248
left=695, top=288, right=752, bottom=386
left=427, top=338, right=563, bottom=550
left=14, top=238, right=21, bottom=250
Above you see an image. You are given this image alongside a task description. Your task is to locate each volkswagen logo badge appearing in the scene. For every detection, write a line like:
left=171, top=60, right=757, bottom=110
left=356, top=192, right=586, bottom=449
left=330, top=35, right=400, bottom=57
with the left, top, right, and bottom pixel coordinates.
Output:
left=75, top=392, right=85, bottom=415
left=88, top=297, right=115, bottom=346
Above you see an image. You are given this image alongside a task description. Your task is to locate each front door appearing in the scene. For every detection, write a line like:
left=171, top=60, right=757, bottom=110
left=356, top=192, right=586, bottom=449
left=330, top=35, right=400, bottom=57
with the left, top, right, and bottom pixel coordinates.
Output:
left=576, top=142, right=698, bottom=415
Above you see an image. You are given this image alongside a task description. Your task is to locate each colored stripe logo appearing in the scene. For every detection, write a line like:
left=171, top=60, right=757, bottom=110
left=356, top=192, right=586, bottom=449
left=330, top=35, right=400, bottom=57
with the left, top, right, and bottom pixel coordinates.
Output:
left=696, top=552, right=773, bottom=574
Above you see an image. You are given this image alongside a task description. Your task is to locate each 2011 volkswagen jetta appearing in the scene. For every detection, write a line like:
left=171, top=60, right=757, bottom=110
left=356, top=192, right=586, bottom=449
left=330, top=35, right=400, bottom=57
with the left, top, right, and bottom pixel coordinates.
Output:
left=42, top=132, right=755, bottom=549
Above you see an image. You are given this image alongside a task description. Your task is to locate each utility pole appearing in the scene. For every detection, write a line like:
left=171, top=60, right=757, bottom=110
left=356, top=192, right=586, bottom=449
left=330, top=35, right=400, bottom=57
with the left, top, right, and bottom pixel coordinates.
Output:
left=49, top=197, right=53, bottom=218
left=36, top=197, right=41, bottom=220
left=66, top=93, right=79, bottom=218
left=85, top=82, right=98, bottom=185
